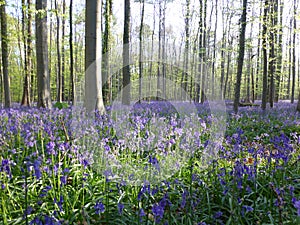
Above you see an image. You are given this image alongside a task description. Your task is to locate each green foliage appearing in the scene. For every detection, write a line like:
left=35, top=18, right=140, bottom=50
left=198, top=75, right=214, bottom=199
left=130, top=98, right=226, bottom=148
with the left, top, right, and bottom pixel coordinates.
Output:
left=53, top=102, right=69, bottom=109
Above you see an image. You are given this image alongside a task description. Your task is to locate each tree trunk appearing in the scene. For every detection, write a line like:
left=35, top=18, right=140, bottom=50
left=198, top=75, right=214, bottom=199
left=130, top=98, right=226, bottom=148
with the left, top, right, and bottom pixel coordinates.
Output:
left=55, top=0, right=62, bottom=102
left=224, top=36, right=232, bottom=99
left=27, top=0, right=34, bottom=104
left=61, top=0, right=66, bottom=101
left=274, top=0, right=282, bottom=102
left=69, top=0, right=75, bottom=105
left=200, top=0, right=207, bottom=104
left=122, top=0, right=131, bottom=105
left=0, top=0, right=11, bottom=108
left=287, top=19, right=292, bottom=100
left=261, top=0, right=269, bottom=110
left=21, top=0, right=31, bottom=106
left=269, top=0, right=276, bottom=108
left=148, top=2, right=155, bottom=101
left=211, top=0, right=218, bottom=99
left=162, top=0, right=167, bottom=96
left=102, top=0, right=112, bottom=105
left=85, top=0, right=105, bottom=113
left=36, top=0, right=52, bottom=108
left=157, top=0, right=162, bottom=100
left=291, top=0, right=296, bottom=103
left=233, top=0, right=248, bottom=113
left=255, top=6, right=262, bottom=101
left=139, top=0, right=145, bottom=102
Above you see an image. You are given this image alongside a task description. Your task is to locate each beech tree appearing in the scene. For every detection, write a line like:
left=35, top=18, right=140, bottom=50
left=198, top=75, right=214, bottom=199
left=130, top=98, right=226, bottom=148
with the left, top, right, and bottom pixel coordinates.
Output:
left=122, top=0, right=131, bottom=105
left=85, top=0, right=105, bottom=113
left=233, top=0, right=248, bottom=113
left=36, top=0, right=52, bottom=108
left=0, top=0, right=11, bottom=108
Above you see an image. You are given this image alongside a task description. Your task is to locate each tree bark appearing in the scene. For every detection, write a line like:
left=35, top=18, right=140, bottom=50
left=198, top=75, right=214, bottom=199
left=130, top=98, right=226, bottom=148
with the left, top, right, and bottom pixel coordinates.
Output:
left=183, top=0, right=190, bottom=97
left=0, top=0, right=11, bottom=108
left=122, top=0, right=131, bottom=105
left=269, top=0, right=277, bottom=108
left=21, top=0, right=31, bottom=106
left=200, top=0, right=207, bottom=104
left=55, top=0, right=62, bottom=102
left=233, top=0, right=248, bottom=113
left=291, top=0, right=296, bottom=103
left=261, top=0, right=269, bottom=110
left=102, top=0, right=113, bottom=105
left=61, top=0, right=66, bottom=101
left=85, top=0, right=105, bottom=113
left=274, top=0, right=282, bottom=102
left=139, top=0, right=145, bottom=102
left=36, top=0, right=52, bottom=108
left=69, top=0, right=75, bottom=105
left=211, top=0, right=218, bottom=99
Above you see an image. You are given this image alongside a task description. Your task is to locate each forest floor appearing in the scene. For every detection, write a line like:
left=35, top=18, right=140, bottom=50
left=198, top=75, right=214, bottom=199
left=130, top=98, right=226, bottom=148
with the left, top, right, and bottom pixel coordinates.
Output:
left=0, top=101, right=300, bottom=224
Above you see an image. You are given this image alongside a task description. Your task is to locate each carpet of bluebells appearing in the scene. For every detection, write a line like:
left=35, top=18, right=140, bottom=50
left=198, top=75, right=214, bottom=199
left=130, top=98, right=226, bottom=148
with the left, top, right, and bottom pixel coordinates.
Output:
left=0, top=101, right=300, bottom=225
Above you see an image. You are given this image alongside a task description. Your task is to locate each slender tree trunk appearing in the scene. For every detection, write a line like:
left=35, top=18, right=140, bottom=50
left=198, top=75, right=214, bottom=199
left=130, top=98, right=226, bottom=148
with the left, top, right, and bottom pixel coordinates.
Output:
left=200, top=0, right=207, bottom=104
left=220, top=35, right=226, bottom=99
left=246, top=49, right=251, bottom=103
left=157, top=0, right=162, bottom=100
left=139, top=0, right=145, bottom=102
left=287, top=19, right=292, bottom=99
left=21, top=0, right=31, bottom=106
left=69, top=0, right=75, bottom=105
left=233, top=0, right=248, bottom=113
left=275, top=0, right=282, bottom=102
left=224, top=36, right=232, bottom=99
left=61, top=0, right=66, bottom=101
left=102, top=0, right=112, bottom=105
left=255, top=6, right=262, bottom=101
left=55, top=0, right=62, bottom=102
left=261, top=0, right=269, bottom=110
left=0, top=0, right=11, bottom=108
left=148, top=2, right=155, bottom=101
left=211, top=0, right=218, bottom=99
left=291, top=0, right=296, bottom=103
left=269, top=0, right=276, bottom=108
left=162, top=0, right=166, bottom=96
left=182, top=0, right=190, bottom=96
left=122, top=0, right=131, bottom=105
left=27, top=0, right=33, bottom=104
left=36, top=0, right=52, bottom=108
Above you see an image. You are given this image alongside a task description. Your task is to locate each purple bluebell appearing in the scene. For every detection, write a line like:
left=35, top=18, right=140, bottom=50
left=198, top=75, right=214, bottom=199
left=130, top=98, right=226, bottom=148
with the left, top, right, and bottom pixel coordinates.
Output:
left=118, top=203, right=124, bottom=215
left=152, top=203, right=164, bottom=223
left=94, top=201, right=105, bottom=214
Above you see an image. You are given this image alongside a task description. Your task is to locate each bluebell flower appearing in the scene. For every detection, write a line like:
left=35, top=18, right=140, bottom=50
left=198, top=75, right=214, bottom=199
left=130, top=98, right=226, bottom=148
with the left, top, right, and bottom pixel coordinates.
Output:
left=23, top=206, right=33, bottom=218
left=213, top=211, right=223, bottom=219
left=39, top=185, right=52, bottom=198
left=118, top=203, right=124, bottom=215
left=293, top=200, right=300, bottom=216
left=181, top=189, right=187, bottom=208
left=242, top=205, right=253, bottom=213
left=139, top=208, right=146, bottom=217
left=54, top=196, right=64, bottom=211
left=152, top=203, right=164, bottom=223
left=95, top=201, right=105, bottom=214
left=1, top=159, right=11, bottom=178
left=46, top=141, right=56, bottom=155
left=60, top=176, right=67, bottom=185
left=33, top=159, right=42, bottom=180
